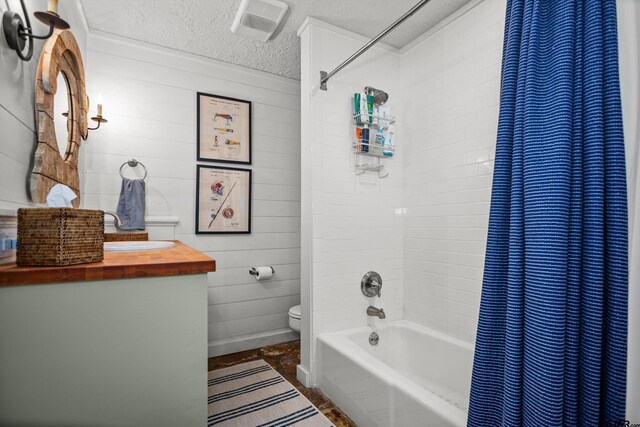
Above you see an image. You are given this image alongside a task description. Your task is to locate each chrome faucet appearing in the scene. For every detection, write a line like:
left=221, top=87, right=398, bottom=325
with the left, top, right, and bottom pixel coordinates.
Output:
left=103, top=210, right=124, bottom=230
left=367, top=306, right=386, bottom=319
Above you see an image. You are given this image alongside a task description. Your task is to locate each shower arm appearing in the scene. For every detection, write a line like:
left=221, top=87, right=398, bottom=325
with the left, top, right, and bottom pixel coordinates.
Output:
left=319, top=0, right=434, bottom=91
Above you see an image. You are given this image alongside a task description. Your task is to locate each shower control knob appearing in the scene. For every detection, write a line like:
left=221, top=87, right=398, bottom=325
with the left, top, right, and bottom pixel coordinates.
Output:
left=361, top=271, right=382, bottom=298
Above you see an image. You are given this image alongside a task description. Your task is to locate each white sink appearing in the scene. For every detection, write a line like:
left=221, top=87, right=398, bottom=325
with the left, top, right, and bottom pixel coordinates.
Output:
left=104, top=241, right=176, bottom=252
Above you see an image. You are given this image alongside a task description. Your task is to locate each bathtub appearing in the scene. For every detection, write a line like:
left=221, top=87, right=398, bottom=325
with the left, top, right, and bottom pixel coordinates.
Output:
left=317, top=320, right=473, bottom=427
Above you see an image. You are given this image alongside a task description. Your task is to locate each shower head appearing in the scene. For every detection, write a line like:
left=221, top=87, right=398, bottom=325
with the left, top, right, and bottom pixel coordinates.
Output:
left=365, top=86, right=389, bottom=105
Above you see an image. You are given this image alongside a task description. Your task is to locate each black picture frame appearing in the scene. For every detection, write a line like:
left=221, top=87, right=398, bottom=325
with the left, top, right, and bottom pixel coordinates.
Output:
left=195, top=164, right=252, bottom=235
left=196, top=92, right=252, bottom=165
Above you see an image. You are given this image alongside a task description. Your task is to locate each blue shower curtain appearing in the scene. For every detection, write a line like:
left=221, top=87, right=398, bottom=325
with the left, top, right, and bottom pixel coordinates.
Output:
left=468, top=1, right=628, bottom=426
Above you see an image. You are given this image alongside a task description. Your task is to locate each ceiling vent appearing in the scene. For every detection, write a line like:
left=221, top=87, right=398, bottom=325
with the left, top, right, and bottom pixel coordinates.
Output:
left=231, top=0, right=288, bottom=42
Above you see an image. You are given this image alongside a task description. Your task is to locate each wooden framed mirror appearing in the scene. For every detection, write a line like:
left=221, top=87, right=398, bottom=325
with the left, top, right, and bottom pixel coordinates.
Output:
left=31, top=29, right=88, bottom=207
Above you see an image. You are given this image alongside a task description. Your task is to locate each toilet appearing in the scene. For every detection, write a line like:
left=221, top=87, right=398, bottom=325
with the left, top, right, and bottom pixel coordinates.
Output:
left=288, top=305, right=301, bottom=332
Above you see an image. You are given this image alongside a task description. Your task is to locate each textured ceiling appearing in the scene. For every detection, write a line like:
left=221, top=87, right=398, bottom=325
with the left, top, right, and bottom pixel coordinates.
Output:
left=80, top=0, right=472, bottom=80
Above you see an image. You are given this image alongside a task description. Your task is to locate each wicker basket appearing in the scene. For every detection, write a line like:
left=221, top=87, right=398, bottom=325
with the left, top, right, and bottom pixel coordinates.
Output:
left=17, top=208, right=104, bottom=266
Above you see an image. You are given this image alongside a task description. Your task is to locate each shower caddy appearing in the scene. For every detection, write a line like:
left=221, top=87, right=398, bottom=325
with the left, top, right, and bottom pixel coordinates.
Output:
left=351, top=95, right=396, bottom=178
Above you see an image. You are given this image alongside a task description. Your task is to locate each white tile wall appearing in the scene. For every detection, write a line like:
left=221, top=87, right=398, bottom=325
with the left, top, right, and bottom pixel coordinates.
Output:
left=299, top=19, right=404, bottom=384
left=300, top=1, right=506, bottom=383
left=83, top=34, right=301, bottom=356
left=401, top=0, right=506, bottom=343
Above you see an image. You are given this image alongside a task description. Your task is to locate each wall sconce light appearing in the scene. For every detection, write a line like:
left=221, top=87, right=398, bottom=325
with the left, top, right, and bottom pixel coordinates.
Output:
left=63, top=94, right=108, bottom=131
left=2, top=0, right=70, bottom=61
left=88, top=94, right=108, bottom=131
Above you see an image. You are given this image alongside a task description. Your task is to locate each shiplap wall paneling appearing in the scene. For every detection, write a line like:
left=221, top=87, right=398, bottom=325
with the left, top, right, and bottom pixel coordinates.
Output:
left=84, top=34, right=301, bottom=356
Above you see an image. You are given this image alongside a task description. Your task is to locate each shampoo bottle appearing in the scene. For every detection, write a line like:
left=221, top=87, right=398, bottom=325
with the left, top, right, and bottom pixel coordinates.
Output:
left=354, top=92, right=369, bottom=126
left=371, top=128, right=384, bottom=155
left=355, top=127, right=363, bottom=152
left=353, top=93, right=361, bottom=125
left=383, top=125, right=395, bottom=157
left=366, top=95, right=374, bottom=124
left=362, top=125, right=370, bottom=152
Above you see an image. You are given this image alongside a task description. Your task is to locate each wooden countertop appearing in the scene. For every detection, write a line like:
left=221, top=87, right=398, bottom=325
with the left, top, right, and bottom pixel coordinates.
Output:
left=0, top=241, right=215, bottom=287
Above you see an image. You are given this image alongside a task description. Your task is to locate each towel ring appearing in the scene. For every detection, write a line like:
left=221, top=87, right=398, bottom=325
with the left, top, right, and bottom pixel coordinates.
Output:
left=119, top=159, right=148, bottom=180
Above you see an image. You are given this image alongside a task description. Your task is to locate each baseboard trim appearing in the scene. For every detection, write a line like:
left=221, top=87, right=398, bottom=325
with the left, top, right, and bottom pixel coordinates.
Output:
left=296, top=363, right=312, bottom=388
left=208, top=328, right=299, bottom=358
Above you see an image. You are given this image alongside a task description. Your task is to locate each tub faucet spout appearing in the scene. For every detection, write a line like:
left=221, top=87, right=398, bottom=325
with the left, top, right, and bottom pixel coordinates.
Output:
left=367, top=306, right=386, bottom=319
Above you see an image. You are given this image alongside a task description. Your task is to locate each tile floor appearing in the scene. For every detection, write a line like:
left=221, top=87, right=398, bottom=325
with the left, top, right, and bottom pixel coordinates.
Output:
left=208, top=340, right=357, bottom=427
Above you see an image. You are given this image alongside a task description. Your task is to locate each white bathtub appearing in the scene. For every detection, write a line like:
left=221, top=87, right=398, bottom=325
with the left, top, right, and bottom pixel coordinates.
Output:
left=317, top=320, right=473, bottom=427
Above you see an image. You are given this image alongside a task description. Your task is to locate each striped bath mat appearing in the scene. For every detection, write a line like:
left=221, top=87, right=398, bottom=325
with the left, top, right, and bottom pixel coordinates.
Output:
left=208, top=360, right=334, bottom=427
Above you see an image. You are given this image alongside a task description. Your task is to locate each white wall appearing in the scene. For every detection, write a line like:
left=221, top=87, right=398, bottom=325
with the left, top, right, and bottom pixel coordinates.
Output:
left=82, top=33, right=301, bottom=356
left=0, top=0, right=88, bottom=211
left=401, top=0, right=504, bottom=344
left=298, top=18, right=404, bottom=385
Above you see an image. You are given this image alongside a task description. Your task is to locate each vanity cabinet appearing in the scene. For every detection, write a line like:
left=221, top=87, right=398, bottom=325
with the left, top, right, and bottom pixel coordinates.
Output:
left=0, top=242, right=215, bottom=427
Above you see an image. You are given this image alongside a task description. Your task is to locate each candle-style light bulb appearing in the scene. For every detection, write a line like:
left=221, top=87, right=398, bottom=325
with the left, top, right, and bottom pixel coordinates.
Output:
left=48, top=0, right=59, bottom=14
left=96, top=94, right=104, bottom=117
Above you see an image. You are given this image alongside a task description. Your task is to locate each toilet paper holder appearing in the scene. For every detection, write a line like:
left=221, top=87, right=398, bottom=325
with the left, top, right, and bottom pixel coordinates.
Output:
left=249, top=266, right=275, bottom=276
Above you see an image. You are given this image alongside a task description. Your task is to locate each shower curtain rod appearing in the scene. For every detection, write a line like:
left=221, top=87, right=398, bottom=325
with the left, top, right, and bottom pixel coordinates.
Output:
left=319, top=0, right=434, bottom=91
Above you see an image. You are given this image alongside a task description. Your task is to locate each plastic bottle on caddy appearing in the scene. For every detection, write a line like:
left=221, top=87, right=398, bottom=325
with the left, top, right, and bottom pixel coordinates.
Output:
left=371, top=128, right=384, bottom=156
left=383, top=125, right=395, bottom=157
left=362, top=125, right=370, bottom=153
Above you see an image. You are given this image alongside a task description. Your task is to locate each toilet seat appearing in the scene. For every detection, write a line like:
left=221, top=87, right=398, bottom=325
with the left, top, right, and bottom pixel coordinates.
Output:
left=288, top=305, right=301, bottom=320
left=288, top=305, right=301, bottom=332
